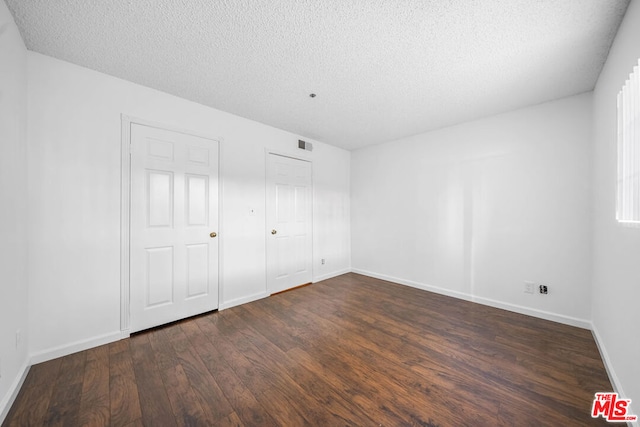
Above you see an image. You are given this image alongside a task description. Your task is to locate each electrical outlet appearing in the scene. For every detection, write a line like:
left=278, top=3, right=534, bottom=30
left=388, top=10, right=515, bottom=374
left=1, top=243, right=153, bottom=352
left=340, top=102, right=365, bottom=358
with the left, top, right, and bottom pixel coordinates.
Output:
left=321, top=259, right=326, bottom=265
left=539, top=284, right=548, bottom=295
left=524, top=281, right=535, bottom=294
left=16, top=329, right=22, bottom=348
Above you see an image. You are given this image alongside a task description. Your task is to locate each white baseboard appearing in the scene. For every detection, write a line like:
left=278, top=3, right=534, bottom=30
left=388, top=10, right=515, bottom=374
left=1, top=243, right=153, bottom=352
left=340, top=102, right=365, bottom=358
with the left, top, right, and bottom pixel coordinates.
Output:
left=352, top=268, right=472, bottom=300
left=219, top=269, right=352, bottom=309
left=313, top=268, right=352, bottom=283
left=219, top=291, right=269, bottom=310
left=591, top=324, right=638, bottom=427
left=30, top=330, right=124, bottom=365
left=471, top=295, right=591, bottom=329
left=0, top=359, right=30, bottom=425
left=351, top=268, right=591, bottom=329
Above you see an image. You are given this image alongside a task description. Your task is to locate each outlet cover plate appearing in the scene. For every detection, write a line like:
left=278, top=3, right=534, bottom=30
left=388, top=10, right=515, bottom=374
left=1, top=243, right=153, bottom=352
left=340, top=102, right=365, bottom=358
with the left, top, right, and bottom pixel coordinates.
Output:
left=524, top=281, right=535, bottom=294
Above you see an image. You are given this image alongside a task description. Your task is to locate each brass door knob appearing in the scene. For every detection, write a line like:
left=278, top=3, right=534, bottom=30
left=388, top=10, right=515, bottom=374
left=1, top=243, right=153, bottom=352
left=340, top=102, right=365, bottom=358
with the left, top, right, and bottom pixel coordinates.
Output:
left=210, top=232, right=217, bottom=238
left=271, top=229, right=277, bottom=235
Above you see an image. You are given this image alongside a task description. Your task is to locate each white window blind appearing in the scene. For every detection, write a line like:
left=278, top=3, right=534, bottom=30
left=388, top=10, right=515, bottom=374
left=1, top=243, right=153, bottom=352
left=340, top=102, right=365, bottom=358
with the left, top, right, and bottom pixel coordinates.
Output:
left=616, top=58, right=640, bottom=225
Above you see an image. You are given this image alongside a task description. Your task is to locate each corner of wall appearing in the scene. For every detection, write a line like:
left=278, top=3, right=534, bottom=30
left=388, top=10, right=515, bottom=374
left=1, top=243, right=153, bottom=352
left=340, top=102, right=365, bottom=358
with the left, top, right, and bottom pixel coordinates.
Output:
left=590, top=0, right=640, bottom=416
left=0, top=1, right=30, bottom=422
left=0, top=361, right=30, bottom=424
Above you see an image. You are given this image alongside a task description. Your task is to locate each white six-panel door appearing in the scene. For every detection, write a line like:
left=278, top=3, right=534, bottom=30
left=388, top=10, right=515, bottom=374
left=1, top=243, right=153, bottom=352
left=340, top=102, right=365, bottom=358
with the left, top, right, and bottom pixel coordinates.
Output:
left=266, top=153, right=312, bottom=294
left=130, top=123, right=219, bottom=332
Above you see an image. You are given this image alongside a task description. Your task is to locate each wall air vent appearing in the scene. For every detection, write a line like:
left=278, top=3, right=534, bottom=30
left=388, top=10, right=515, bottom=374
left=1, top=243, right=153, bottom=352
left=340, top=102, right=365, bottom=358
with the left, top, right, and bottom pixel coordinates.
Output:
left=298, top=140, right=313, bottom=151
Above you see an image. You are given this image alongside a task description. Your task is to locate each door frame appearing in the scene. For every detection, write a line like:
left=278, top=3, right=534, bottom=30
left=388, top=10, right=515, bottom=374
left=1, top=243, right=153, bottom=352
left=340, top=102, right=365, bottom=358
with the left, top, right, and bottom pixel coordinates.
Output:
left=264, top=149, right=314, bottom=293
left=120, top=115, right=224, bottom=335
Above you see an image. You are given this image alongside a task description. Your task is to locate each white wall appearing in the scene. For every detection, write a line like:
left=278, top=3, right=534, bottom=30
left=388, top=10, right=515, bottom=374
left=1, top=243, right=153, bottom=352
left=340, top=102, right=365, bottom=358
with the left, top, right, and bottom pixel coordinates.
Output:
left=27, top=52, right=350, bottom=359
left=313, top=147, right=351, bottom=281
left=0, top=1, right=29, bottom=420
left=591, top=0, right=640, bottom=415
left=352, top=93, right=592, bottom=326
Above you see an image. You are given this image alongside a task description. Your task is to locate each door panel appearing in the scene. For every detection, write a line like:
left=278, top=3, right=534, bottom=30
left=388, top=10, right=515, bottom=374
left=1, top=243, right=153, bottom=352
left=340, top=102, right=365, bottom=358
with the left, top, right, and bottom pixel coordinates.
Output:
left=186, top=243, right=209, bottom=298
left=266, top=153, right=312, bottom=294
left=130, top=123, right=219, bottom=332
left=294, top=235, right=306, bottom=273
left=185, top=175, right=208, bottom=226
left=146, top=247, right=174, bottom=307
left=147, top=170, right=173, bottom=227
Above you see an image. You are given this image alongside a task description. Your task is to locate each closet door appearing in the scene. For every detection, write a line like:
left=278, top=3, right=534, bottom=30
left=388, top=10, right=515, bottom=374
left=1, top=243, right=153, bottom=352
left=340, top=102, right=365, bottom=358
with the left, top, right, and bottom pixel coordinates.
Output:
left=266, top=153, right=312, bottom=294
left=130, top=123, right=219, bottom=332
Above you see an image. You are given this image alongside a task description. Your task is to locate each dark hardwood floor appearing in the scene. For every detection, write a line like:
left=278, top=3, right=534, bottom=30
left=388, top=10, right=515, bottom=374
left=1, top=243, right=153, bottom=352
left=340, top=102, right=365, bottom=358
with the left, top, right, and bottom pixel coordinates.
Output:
left=3, top=273, right=612, bottom=426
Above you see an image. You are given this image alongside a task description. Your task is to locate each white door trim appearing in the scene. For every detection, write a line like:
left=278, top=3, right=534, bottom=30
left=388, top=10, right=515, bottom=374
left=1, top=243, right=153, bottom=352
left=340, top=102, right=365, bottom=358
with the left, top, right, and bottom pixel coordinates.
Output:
left=265, top=147, right=312, bottom=163
left=264, top=148, right=314, bottom=291
left=120, top=115, right=224, bottom=334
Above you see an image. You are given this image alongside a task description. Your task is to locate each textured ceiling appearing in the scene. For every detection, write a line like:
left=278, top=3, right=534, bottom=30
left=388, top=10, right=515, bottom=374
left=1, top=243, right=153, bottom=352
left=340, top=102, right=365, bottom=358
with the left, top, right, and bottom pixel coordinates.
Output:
left=5, top=0, right=630, bottom=150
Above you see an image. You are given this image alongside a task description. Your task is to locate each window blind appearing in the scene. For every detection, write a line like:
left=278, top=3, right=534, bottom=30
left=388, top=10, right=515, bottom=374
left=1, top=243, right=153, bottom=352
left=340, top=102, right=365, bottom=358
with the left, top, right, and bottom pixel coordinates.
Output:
left=616, top=58, right=640, bottom=225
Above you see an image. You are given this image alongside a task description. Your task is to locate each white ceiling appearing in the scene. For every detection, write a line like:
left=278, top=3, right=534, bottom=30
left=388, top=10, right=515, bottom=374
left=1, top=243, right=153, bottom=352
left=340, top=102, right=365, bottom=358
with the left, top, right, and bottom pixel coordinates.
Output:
left=5, top=0, right=630, bottom=150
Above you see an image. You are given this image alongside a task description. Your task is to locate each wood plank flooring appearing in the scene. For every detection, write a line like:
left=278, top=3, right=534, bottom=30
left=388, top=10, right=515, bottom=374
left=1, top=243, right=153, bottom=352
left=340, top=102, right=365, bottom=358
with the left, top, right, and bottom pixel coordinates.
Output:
left=3, top=273, right=612, bottom=426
